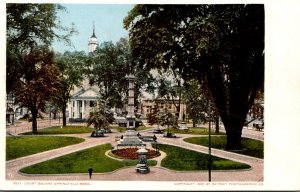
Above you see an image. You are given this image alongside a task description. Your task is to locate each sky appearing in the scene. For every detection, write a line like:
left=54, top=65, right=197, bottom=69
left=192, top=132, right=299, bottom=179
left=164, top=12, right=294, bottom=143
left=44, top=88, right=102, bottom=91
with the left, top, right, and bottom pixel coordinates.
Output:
left=51, top=4, right=134, bottom=53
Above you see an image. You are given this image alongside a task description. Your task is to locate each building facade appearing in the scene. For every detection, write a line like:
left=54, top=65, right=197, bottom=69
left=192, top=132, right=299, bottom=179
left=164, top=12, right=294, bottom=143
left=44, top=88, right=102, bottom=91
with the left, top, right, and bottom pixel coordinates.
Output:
left=141, top=98, right=187, bottom=122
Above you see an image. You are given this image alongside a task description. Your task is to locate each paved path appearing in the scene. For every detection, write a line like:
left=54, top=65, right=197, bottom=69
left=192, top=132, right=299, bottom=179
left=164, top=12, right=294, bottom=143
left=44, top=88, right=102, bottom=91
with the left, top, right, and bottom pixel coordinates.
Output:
left=6, top=121, right=264, bottom=182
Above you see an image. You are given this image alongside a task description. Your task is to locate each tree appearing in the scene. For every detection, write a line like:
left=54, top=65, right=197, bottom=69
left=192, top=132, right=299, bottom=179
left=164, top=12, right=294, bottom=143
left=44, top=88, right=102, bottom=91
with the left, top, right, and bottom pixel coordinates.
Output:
left=159, top=109, right=177, bottom=134
left=87, top=100, right=114, bottom=133
left=124, top=5, right=264, bottom=150
left=53, top=51, right=86, bottom=126
left=89, top=38, right=156, bottom=111
left=147, top=103, right=160, bottom=126
left=182, top=80, right=208, bottom=127
left=6, top=3, right=75, bottom=93
left=89, top=40, right=129, bottom=109
left=14, top=46, right=60, bottom=134
left=155, top=70, right=183, bottom=124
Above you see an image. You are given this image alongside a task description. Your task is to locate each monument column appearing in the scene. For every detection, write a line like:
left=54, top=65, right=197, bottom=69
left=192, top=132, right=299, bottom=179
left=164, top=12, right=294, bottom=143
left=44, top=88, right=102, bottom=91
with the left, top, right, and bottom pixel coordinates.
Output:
left=117, top=74, right=144, bottom=147
left=127, top=74, right=136, bottom=129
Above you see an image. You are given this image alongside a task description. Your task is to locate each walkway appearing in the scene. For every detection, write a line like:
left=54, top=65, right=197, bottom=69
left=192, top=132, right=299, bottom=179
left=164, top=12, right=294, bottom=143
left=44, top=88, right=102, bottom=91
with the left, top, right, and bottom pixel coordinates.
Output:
left=5, top=121, right=264, bottom=182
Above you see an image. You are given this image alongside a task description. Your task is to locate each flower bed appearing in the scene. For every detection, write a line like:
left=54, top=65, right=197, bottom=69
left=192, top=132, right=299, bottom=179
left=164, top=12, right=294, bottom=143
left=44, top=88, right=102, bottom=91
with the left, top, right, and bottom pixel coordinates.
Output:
left=112, top=148, right=160, bottom=160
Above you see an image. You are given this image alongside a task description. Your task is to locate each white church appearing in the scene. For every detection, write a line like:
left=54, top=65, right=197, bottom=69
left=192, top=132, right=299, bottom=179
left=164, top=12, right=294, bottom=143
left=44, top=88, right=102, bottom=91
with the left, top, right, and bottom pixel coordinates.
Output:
left=67, top=25, right=100, bottom=122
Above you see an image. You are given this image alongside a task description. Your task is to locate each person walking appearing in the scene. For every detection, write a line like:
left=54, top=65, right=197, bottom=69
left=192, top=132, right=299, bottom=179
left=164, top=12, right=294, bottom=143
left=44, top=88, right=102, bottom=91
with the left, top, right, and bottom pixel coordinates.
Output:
left=88, top=167, right=93, bottom=179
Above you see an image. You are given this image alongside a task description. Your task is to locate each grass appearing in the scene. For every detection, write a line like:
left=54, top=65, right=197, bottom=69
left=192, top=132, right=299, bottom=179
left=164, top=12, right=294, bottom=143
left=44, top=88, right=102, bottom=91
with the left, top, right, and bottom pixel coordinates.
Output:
left=22, top=125, right=93, bottom=135
left=6, top=136, right=85, bottom=161
left=110, top=126, right=126, bottom=133
left=165, top=127, right=225, bottom=135
left=152, top=143, right=251, bottom=171
left=20, top=144, right=157, bottom=174
left=184, top=136, right=264, bottom=158
left=136, top=126, right=153, bottom=132
left=110, top=126, right=152, bottom=133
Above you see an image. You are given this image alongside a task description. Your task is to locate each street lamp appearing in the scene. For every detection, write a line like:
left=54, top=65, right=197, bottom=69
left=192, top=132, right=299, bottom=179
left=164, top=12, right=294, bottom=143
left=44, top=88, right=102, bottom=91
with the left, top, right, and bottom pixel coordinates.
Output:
left=208, top=101, right=212, bottom=182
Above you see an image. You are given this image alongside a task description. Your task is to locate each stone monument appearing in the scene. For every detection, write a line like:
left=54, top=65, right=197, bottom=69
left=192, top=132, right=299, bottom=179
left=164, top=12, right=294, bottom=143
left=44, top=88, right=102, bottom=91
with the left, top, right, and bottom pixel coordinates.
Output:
left=117, top=74, right=144, bottom=146
left=136, top=147, right=150, bottom=174
left=179, top=113, right=188, bottom=130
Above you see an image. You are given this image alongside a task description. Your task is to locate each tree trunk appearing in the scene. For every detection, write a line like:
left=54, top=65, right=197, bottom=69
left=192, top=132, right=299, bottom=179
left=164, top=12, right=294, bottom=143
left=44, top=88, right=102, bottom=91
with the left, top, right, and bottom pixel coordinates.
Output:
left=62, top=105, right=67, bottom=126
left=31, top=109, right=38, bottom=134
left=193, top=118, right=196, bottom=128
left=225, top=128, right=242, bottom=150
left=215, top=116, right=219, bottom=134
left=53, top=110, right=57, bottom=119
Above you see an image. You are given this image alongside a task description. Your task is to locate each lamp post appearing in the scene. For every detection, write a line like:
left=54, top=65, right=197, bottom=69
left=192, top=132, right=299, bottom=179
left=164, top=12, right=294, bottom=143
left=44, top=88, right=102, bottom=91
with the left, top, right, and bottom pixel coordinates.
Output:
left=208, top=101, right=212, bottom=182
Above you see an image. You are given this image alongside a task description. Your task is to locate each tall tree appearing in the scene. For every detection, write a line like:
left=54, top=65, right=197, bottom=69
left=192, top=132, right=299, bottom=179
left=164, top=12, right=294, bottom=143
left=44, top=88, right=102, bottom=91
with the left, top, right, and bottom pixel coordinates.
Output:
left=89, top=38, right=155, bottom=112
left=182, top=80, right=208, bottom=128
left=124, top=4, right=264, bottom=150
left=53, top=51, right=86, bottom=126
left=6, top=3, right=76, bottom=93
left=89, top=41, right=128, bottom=109
left=14, top=46, right=60, bottom=133
left=147, top=103, right=160, bottom=126
left=155, top=70, right=183, bottom=124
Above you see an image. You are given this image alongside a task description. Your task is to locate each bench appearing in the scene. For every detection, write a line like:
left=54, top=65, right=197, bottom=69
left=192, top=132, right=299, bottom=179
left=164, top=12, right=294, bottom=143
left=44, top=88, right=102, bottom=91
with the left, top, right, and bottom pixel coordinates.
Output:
left=91, top=130, right=104, bottom=137
left=153, top=129, right=164, bottom=134
left=163, top=132, right=176, bottom=138
left=140, top=135, right=157, bottom=142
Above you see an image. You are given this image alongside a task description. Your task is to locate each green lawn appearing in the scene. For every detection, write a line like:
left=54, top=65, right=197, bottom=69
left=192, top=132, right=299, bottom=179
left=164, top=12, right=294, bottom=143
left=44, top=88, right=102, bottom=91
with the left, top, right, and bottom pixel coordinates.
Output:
left=22, top=125, right=93, bottom=135
left=20, top=144, right=157, bottom=174
left=152, top=143, right=251, bottom=171
left=165, top=127, right=225, bottom=135
left=110, top=126, right=152, bottom=133
left=136, top=126, right=153, bottom=132
left=110, top=126, right=126, bottom=133
left=6, top=136, right=85, bottom=161
left=184, top=136, right=264, bottom=158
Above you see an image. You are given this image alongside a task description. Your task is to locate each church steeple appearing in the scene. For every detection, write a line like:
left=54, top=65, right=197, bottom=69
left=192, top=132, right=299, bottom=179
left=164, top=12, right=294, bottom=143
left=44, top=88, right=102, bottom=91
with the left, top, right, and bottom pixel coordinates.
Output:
left=91, top=22, right=97, bottom=38
left=88, top=22, right=99, bottom=53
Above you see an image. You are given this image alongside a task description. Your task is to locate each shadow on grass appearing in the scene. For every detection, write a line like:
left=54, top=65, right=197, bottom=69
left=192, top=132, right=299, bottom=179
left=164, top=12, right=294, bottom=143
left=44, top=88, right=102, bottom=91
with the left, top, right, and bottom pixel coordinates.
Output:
left=152, top=143, right=251, bottom=171
left=184, top=136, right=264, bottom=158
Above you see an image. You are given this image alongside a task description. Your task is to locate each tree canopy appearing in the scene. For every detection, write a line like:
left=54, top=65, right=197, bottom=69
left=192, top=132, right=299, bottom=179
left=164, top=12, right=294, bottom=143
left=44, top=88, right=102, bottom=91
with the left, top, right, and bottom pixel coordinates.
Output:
left=53, top=51, right=87, bottom=126
left=89, top=38, right=155, bottom=111
left=14, top=46, right=60, bottom=133
left=124, top=4, right=264, bottom=150
left=6, top=3, right=76, bottom=93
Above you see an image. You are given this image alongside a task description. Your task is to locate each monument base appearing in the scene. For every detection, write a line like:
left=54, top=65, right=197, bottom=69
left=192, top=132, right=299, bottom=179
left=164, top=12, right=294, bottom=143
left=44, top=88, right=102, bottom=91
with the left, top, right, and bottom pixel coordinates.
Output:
left=136, top=164, right=150, bottom=174
left=179, top=122, right=188, bottom=130
left=117, top=129, right=144, bottom=146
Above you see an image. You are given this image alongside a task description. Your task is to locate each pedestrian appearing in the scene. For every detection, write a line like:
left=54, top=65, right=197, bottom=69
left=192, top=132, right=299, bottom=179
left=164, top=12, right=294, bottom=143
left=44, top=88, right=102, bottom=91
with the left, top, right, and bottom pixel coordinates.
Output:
left=153, top=134, right=157, bottom=142
left=88, top=167, right=93, bottom=179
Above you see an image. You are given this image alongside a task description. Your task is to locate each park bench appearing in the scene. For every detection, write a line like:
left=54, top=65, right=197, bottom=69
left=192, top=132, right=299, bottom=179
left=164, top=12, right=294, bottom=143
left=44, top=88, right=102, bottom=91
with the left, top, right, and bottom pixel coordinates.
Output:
left=163, top=132, right=176, bottom=138
left=140, top=135, right=157, bottom=142
left=91, top=130, right=104, bottom=137
left=153, top=129, right=164, bottom=134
